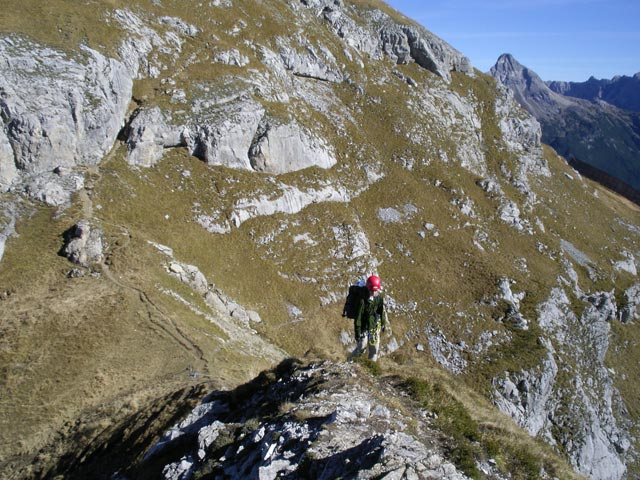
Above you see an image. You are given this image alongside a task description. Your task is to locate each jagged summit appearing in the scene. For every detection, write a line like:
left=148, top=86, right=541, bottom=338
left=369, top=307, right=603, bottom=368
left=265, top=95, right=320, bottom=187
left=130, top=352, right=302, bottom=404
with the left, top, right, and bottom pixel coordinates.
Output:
left=490, top=53, right=528, bottom=81
left=489, top=54, right=561, bottom=118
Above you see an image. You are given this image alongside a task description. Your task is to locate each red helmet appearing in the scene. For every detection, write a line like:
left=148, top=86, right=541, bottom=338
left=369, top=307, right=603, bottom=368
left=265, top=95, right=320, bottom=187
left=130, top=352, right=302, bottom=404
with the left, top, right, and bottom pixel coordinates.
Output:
left=366, top=275, right=381, bottom=292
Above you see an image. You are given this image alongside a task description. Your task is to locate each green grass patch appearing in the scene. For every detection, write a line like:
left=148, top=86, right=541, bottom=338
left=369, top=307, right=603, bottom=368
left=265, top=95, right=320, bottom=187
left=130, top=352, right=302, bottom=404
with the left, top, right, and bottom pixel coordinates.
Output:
left=354, top=357, right=382, bottom=376
left=404, top=377, right=482, bottom=477
left=402, top=375, right=576, bottom=479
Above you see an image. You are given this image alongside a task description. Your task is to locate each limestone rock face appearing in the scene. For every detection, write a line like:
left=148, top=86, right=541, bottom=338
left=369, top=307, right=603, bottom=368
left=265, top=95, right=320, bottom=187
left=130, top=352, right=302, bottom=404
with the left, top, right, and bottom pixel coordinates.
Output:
left=181, top=98, right=261, bottom=170
left=0, top=37, right=132, bottom=182
left=249, top=120, right=336, bottom=174
left=379, top=24, right=472, bottom=82
left=493, top=287, right=630, bottom=480
left=125, top=107, right=184, bottom=167
left=304, top=1, right=472, bottom=83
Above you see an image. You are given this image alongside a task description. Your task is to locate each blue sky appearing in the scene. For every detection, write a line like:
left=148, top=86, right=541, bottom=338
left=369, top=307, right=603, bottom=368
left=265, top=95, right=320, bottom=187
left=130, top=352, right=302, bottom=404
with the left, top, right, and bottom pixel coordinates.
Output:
left=384, top=0, right=640, bottom=82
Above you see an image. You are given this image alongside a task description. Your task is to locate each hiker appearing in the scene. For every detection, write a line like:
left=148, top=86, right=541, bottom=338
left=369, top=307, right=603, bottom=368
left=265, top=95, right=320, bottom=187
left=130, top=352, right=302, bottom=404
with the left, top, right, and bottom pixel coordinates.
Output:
left=349, top=274, right=389, bottom=362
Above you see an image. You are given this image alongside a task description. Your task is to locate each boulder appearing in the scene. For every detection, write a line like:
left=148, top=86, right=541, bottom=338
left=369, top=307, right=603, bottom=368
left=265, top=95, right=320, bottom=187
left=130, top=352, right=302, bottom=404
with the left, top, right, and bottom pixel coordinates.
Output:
left=62, top=221, right=104, bottom=267
left=168, top=261, right=209, bottom=295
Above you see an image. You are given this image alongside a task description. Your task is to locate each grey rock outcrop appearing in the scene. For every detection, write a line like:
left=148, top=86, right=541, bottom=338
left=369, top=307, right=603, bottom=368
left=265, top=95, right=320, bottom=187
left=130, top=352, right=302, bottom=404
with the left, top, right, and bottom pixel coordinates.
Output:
left=113, top=9, right=186, bottom=79
left=123, top=94, right=338, bottom=174
left=493, top=286, right=630, bottom=480
left=495, top=278, right=529, bottom=329
left=229, top=183, right=351, bottom=228
left=213, top=49, right=249, bottom=67
left=279, top=42, right=344, bottom=83
left=20, top=168, right=85, bottom=207
left=492, top=338, right=558, bottom=436
left=125, top=107, right=184, bottom=167
left=158, top=16, right=199, bottom=37
left=62, top=221, right=104, bottom=267
left=184, top=98, right=264, bottom=170
left=150, top=242, right=270, bottom=342
left=619, top=284, right=640, bottom=323
left=379, top=23, right=472, bottom=82
left=304, top=1, right=472, bottom=83
left=248, top=119, right=337, bottom=174
left=0, top=37, right=133, bottom=196
left=134, top=360, right=470, bottom=480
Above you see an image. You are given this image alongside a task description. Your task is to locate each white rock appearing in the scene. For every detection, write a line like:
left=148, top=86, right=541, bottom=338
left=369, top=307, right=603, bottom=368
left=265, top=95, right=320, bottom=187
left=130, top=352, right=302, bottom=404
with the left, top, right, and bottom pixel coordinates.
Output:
left=249, top=121, right=337, bottom=174
left=0, top=37, right=132, bottom=190
left=62, top=220, right=104, bottom=267
left=613, top=251, right=637, bottom=276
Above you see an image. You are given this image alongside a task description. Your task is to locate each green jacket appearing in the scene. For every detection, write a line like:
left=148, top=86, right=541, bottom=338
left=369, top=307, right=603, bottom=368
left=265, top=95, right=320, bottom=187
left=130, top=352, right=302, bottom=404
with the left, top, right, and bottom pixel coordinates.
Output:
left=354, top=293, right=387, bottom=338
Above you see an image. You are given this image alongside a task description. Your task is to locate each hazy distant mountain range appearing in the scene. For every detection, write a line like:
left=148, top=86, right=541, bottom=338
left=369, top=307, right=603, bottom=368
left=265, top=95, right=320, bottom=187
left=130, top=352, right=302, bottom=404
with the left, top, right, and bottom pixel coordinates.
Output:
left=490, top=54, right=640, bottom=197
left=548, top=73, right=640, bottom=113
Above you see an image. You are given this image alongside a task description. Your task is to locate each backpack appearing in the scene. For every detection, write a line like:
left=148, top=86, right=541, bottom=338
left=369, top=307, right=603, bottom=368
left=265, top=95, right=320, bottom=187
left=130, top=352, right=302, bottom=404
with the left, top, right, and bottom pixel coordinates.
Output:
left=342, top=284, right=369, bottom=319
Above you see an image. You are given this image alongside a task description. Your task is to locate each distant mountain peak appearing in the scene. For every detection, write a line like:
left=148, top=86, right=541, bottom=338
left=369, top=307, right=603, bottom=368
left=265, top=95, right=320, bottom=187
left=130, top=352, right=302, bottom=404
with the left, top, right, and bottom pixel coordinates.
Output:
left=495, top=52, right=517, bottom=64
left=491, top=53, right=522, bottom=76
left=489, top=53, right=640, bottom=195
left=489, top=54, right=550, bottom=111
left=490, top=53, right=546, bottom=86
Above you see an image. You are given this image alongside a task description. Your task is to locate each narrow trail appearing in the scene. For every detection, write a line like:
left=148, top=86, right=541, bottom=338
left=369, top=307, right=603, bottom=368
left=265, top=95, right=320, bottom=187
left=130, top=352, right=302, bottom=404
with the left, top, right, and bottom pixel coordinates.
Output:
left=76, top=142, right=209, bottom=379
left=101, top=260, right=207, bottom=367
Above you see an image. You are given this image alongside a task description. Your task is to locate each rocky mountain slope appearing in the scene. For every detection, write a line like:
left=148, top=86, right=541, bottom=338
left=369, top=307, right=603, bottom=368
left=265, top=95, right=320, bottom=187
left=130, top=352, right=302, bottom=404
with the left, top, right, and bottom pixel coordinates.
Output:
left=548, top=73, right=640, bottom=113
left=0, top=1, right=639, bottom=479
left=489, top=54, right=640, bottom=194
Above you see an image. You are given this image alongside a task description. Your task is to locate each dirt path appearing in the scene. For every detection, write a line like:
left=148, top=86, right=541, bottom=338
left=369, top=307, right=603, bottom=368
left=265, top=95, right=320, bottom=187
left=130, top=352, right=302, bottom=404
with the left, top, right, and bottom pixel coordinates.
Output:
left=76, top=142, right=210, bottom=374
